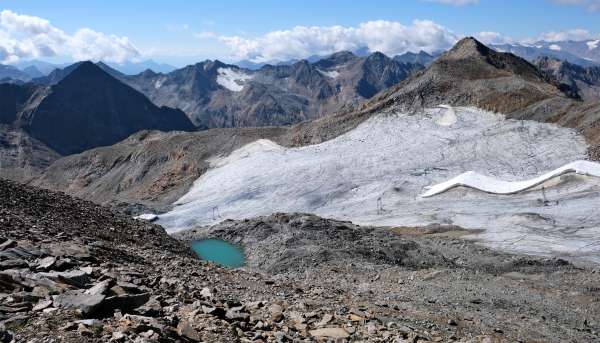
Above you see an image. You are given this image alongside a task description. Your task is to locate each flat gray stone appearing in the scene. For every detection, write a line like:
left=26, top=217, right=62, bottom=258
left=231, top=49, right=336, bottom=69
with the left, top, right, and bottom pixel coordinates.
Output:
left=53, top=290, right=105, bottom=317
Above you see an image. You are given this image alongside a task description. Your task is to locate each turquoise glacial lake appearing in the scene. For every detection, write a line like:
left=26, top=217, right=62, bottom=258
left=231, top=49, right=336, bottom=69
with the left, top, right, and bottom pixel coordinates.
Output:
left=191, top=239, right=245, bottom=268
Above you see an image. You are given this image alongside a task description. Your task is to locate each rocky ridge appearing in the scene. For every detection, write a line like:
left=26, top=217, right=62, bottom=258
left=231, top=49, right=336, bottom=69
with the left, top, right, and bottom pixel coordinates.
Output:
left=535, top=56, right=600, bottom=101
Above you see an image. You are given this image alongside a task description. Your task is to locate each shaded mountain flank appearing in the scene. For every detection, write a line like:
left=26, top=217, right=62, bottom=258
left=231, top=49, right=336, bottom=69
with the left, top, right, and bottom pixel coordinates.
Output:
left=535, top=56, right=600, bottom=102
left=0, top=62, right=195, bottom=156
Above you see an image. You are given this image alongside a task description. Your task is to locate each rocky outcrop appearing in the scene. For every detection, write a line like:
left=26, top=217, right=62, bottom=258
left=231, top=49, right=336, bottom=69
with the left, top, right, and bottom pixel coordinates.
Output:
left=535, top=56, right=600, bottom=101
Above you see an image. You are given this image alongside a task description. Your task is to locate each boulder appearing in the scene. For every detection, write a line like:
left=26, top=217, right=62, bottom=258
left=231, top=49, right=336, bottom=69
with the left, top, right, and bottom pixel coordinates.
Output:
left=309, top=327, right=350, bottom=338
left=53, top=290, right=105, bottom=317
left=36, top=256, right=56, bottom=271
left=38, top=270, right=90, bottom=288
left=0, top=259, right=27, bottom=270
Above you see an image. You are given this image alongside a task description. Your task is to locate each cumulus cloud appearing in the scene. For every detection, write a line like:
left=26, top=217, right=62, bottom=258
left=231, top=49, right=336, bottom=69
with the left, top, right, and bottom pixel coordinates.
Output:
left=475, top=31, right=514, bottom=45
left=539, top=28, right=597, bottom=41
left=425, top=0, right=479, bottom=5
left=219, top=20, right=460, bottom=62
left=0, top=10, right=140, bottom=64
left=552, top=0, right=600, bottom=12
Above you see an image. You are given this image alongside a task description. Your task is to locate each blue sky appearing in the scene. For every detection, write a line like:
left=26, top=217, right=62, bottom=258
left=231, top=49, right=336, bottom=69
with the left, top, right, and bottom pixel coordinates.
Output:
left=1, top=0, right=600, bottom=66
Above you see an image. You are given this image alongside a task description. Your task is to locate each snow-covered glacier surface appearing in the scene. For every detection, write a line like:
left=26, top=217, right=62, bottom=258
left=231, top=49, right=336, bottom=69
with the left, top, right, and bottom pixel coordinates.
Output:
left=158, top=107, right=600, bottom=263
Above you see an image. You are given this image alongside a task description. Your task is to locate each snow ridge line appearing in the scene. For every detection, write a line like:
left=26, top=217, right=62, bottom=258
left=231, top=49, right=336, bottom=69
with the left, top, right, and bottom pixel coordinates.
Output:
left=421, top=160, right=600, bottom=197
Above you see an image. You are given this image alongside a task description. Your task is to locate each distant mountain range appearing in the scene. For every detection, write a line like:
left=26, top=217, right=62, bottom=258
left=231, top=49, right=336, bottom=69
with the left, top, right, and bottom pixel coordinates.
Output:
left=18, top=51, right=425, bottom=128
left=490, top=40, right=600, bottom=67
left=0, top=59, right=177, bottom=83
left=115, top=51, right=424, bottom=128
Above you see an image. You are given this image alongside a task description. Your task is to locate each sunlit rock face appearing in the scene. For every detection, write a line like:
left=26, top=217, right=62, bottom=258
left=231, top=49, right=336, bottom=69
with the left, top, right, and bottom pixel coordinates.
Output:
left=158, top=106, right=600, bottom=263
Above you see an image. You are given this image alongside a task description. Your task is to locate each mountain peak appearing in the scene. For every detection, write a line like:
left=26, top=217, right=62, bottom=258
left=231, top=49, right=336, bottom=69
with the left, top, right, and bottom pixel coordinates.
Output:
left=444, top=37, right=492, bottom=60
left=366, top=51, right=390, bottom=62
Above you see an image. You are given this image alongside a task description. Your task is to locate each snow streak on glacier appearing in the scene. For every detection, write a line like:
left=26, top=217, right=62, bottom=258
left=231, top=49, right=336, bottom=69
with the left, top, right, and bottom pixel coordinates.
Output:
left=422, top=160, right=600, bottom=197
left=157, top=107, right=600, bottom=263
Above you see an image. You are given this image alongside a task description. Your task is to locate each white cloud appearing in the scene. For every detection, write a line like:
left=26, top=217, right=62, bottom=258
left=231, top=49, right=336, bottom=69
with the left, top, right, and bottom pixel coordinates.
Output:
left=0, top=10, right=141, bottom=64
left=552, top=0, right=600, bottom=12
left=219, top=20, right=460, bottom=62
left=475, top=31, right=514, bottom=45
left=539, top=28, right=597, bottom=42
left=425, top=0, right=479, bottom=5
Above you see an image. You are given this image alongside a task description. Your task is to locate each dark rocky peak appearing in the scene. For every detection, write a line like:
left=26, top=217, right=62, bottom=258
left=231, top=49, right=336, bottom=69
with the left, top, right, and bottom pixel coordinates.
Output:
left=443, top=37, right=492, bottom=60
left=23, top=60, right=195, bottom=155
left=139, top=68, right=159, bottom=78
left=365, top=51, right=391, bottom=63
left=31, top=62, right=84, bottom=85
left=200, top=59, right=229, bottom=75
left=290, top=60, right=324, bottom=85
left=313, top=51, right=358, bottom=69
left=394, top=50, right=437, bottom=66
left=55, top=61, right=116, bottom=86
left=435, top=37, right=546, bottom=83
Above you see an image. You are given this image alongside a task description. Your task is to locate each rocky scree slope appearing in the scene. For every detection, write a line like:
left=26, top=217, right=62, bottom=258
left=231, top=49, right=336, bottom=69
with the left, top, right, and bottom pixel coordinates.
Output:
left=175, top=213, right=600, bottom=342
left=0, top=179, right=552, bottom=342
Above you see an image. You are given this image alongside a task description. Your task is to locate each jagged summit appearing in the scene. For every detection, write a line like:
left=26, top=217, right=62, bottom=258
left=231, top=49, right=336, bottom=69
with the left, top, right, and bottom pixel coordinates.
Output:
left=444, top=37, right=490, bottom=59
left=355, top=37, right=568, bottom=116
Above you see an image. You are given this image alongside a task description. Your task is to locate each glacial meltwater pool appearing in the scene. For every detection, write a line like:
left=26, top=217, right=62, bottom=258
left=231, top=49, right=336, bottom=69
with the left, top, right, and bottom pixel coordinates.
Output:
left=191, top=239, right=245, bottom=268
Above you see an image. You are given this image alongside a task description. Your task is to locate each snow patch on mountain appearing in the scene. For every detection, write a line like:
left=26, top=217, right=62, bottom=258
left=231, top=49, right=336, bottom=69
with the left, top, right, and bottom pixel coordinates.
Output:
left=156, top=106, right=600, bottom=262
left=549, top=44, right=562, bottom=51
left=588, top=40, right=600, bottom=50
left=216, top=67, right=253, bottom=92
left=422, top=160, right=600, bottom=197
left=318, top=69, right=340, bottom=78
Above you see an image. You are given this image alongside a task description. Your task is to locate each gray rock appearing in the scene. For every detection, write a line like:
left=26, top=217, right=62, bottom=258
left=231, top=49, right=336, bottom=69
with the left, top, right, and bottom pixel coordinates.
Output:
left=309, top=327, right=349, bottom=338
left=32, top=299, right=53, bottom=311
left=101, top=293, right=151, bottom=314
left=0, top=240, right=16, bottom=251
left=36, top=256, right=56, bottom=271
left=226, top=306, right=250, bottom=321
left=85, top=280, right=112, bottom=296
left=2, top=314, right=29, bottom=329
left=38, top=270, right=90, bottom=288
left=0, top=259, right=27, bottom=270
left=53, top=290, right=106, bottom=317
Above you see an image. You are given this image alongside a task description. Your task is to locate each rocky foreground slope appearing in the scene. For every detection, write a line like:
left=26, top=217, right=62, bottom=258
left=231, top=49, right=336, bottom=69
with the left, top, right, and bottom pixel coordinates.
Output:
left=1, top=179, right=599, bottom=342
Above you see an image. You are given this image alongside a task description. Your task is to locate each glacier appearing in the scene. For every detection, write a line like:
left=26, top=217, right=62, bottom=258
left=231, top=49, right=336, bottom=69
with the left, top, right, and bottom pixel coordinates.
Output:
left=156, top=106, right=600, bottom=263
left=216, top=67, right=253, bottom=92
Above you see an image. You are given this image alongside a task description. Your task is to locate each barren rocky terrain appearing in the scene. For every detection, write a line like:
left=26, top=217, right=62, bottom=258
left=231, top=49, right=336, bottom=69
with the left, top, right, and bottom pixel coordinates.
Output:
left=2, top=180, right=600, bottom=342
